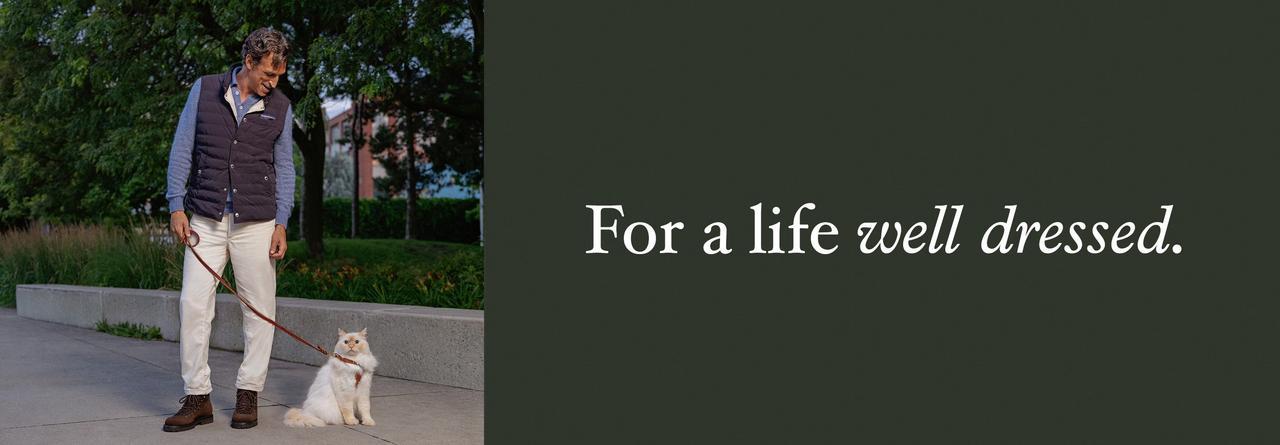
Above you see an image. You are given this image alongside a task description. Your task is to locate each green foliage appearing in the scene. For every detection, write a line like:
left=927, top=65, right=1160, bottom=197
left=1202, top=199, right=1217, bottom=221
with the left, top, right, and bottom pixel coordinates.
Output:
left=311, top=0, right=484, bottom=190
left=286, top=197, right=480, bottom=243
left=0, top=220, right=183, bottom=308
left=0, top=1, right=483, bottom=239
left=95, top=319, right=163, bottom=340
left=0, top=220, right=481, bottom=309
left=278, top=238, right=484, bottom=309
left=0, top=1, right=236, bottom=224
left=465, top=205, right=480, bottom=225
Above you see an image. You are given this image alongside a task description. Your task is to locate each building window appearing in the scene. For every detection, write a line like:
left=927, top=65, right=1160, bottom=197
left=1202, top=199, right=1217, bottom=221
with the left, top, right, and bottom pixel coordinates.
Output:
left=330, top=125, right=342, bottom=155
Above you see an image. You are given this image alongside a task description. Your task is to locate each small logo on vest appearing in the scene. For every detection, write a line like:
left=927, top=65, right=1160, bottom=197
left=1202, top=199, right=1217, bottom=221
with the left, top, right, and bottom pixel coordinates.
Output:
left=261, top=114, right=276, bottom=120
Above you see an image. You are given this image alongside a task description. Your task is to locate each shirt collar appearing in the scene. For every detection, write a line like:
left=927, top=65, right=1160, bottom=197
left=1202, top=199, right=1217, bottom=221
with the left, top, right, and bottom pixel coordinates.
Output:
left=229, top=66, right=261, bottom=99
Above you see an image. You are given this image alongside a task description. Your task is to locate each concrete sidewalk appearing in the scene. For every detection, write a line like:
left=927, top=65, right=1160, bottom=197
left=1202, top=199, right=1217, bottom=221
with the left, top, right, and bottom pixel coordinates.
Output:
left=0, top=308, right=483, bottom=444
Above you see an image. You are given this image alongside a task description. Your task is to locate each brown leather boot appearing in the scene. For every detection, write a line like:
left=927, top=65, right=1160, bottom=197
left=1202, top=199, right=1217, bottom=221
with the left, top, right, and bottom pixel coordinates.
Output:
left=162, top=393, right=213, bottom=432
left=231, top=389, right=259, bottom=429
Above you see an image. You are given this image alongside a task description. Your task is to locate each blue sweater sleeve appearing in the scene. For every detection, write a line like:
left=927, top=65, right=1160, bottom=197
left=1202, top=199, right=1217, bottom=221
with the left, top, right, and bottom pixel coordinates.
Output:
left=165, top=81, right=201, bottom=213
left=274, top=104, right=296, bottom=226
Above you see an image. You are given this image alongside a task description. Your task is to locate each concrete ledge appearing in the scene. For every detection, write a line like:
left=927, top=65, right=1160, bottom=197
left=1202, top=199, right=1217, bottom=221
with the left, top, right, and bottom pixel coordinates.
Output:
left=16, top=284, right=484, bottom=390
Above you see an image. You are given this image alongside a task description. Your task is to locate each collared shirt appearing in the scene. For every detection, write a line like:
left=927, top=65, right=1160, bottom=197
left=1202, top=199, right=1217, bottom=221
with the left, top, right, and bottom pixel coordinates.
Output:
left=228, top=66, right=262, bottom=125
left=164, top=67, right=296, bottom=225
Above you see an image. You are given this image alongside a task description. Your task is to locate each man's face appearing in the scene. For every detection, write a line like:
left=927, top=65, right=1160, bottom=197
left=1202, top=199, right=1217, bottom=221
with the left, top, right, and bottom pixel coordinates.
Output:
left=243, top=53, right=286, bottom=97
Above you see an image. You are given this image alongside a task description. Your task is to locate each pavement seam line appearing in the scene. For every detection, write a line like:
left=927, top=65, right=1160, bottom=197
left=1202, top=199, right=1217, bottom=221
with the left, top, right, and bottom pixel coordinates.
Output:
left=10, top=315, right=474, bottom=441
left=343, top=424, right=398, bottom=444
left=41, top=327, right=317, bottom=423
left=2, top=404, right=288, bottom=431
left=59, top=323, right=463, bottom=401
left=54, top=322, right=462, bottom=406
left=25, top=314, right=474, bottom=398
left=45, top=323, right=299, bottom=405
left=2, top=413, right=176, bottom=431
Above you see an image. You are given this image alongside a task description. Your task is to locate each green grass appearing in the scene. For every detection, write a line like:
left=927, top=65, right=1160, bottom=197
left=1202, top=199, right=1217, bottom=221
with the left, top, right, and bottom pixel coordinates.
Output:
left=0, top=221, right=181, bottom=308
left=0, top=220, right=484, bottom=310
left=95, top=319, right=163, bottom=340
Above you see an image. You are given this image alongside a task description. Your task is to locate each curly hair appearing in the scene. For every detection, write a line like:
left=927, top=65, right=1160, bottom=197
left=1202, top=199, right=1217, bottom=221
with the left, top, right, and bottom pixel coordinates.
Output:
left=241, top=27, right=290, bottom=68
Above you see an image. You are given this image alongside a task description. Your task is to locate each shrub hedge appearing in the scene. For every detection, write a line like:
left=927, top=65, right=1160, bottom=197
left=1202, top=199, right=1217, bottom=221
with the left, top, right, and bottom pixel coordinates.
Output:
left=286, top=198, right=480, bottom=243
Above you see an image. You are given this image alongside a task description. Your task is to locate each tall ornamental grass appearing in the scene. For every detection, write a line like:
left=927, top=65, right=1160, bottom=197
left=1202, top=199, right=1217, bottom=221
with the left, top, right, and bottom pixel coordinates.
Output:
left=0, top=220, right=483, bottom=309
left=0, top=220, right=182, bottom=307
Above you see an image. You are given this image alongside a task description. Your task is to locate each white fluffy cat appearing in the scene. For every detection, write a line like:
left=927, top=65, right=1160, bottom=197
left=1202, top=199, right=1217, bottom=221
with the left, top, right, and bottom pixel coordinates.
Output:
left=284, top=328, right=379, bottom=427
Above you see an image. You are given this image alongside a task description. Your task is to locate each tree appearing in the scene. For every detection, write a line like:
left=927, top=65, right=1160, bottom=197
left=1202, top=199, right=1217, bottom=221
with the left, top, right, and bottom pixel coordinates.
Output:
left=0, top=1, right=481, bottom=249
left=311, top=0, right=483, bottom=239
left=324, top=150, right=353, bottom=198
left=349, top=94, right=367, bottom=238
left=0, top=1, right=352, bottom=258
left=0, top=1, right=230, bottom=225
left=368, top=122, right=445, bottom=199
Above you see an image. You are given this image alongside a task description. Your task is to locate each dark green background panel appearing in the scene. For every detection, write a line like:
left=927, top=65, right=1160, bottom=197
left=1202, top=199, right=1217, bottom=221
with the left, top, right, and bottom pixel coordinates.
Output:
left=488, top=2, right=1280, bottom=443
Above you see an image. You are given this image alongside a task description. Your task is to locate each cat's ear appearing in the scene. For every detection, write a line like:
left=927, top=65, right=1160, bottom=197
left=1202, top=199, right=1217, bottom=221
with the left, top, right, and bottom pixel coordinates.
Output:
left=339, top=328, right=347, bottom=336
left=359, top=328, right=368, bottom=338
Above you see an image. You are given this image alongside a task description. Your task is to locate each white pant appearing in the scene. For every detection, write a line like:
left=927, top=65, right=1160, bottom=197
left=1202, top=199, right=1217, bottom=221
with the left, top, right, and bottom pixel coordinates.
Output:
left=179, top=214, right=278, bottom=395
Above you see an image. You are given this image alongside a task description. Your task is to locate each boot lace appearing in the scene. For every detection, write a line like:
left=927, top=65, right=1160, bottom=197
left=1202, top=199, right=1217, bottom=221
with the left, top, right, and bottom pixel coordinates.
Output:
left=235, top=390, right=257, bottom=413
left=176, top=394, right=204, bottom=417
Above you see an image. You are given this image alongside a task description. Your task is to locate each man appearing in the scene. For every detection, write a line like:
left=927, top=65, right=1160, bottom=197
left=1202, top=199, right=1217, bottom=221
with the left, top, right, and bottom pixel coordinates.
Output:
left=162, top=27, right=295, bottom=432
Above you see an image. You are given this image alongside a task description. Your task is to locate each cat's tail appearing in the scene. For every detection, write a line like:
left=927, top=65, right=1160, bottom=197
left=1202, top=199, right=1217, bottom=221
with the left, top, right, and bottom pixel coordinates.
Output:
left=284, top=407, right=326, bottom=428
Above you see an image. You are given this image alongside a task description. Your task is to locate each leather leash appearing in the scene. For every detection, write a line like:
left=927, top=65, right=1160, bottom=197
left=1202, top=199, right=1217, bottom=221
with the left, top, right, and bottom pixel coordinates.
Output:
left=182, top=230, right=364, bottom=386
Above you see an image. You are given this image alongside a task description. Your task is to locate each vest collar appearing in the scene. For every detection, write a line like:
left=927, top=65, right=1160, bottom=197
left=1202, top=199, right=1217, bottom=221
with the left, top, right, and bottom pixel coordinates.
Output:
left=221, top=63, right=269, bottom=117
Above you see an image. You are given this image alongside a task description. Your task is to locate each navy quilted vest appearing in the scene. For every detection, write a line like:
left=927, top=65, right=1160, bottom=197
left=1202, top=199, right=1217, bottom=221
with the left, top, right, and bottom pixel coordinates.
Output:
left=182, top=64, right=291, bottom=223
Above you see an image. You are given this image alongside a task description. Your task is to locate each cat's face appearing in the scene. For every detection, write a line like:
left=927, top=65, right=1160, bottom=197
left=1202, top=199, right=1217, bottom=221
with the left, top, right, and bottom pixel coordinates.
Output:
left=336, top=328, right=370, bottom=356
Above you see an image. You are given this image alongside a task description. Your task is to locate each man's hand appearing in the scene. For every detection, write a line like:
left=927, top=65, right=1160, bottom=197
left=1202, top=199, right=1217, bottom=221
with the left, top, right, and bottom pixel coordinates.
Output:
left=170, top=211, right=191, bottom=245
left=269, top=225, right=288, bottom=259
